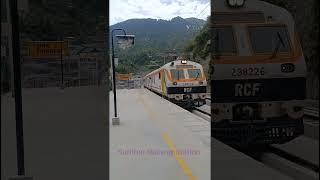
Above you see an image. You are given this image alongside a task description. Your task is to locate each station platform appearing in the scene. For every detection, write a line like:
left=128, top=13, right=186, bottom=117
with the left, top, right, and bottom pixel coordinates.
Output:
left=110, top=88, right=293, bottom=180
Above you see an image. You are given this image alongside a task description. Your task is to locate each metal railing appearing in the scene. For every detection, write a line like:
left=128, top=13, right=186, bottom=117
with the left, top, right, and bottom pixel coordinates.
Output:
left=304, top=100, right=319, bottom=118
left=304, top=107, right=319, bottom=118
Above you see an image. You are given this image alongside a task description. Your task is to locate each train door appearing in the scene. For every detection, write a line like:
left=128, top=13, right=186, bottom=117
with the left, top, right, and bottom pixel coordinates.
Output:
left=161, top=70, right=167, bottom=96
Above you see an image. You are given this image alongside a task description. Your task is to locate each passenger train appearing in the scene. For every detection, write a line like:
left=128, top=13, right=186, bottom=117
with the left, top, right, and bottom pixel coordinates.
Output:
left=211, top=0, right=307, bottom=146
left=144, top=57, right=207, bottom=108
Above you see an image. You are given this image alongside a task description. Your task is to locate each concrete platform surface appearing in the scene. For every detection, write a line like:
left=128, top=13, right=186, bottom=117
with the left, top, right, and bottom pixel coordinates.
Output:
left=110, top=89, right=293, bottom=180
left=110, top=89, right=210, bottom=180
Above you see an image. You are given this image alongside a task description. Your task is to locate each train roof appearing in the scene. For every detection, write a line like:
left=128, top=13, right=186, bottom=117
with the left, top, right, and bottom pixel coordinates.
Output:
left=213, top=0, right=292, bottom=15
left=212, top=0, right=296, bottom=49
left=212, top=0, right=294, bottom=25
left=145, top=60, right=202, bottom=77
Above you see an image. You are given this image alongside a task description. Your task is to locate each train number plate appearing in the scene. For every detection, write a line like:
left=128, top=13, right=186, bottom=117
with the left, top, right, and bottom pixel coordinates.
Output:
left=232, top=67, right=265, bottom=77
left=181, top=82, right=193, bottom=86
left=184, top=87, right=192, bottom=93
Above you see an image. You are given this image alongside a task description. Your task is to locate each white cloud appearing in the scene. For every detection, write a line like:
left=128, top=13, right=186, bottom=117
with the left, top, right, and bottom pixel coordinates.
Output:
left=110, top=0, right=210, bottom=25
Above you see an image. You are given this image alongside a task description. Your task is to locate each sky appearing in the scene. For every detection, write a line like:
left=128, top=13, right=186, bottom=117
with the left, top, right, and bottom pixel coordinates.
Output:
left=110, top=0, right=210, bottom=25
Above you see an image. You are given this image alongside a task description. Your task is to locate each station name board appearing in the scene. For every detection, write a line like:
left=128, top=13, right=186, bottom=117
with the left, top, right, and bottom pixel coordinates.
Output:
left=29, top=41, right=69, bottom=58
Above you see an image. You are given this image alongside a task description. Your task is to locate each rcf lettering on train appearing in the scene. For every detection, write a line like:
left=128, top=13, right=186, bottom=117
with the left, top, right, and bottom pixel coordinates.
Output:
left=235, top=83, right=261, bottom=97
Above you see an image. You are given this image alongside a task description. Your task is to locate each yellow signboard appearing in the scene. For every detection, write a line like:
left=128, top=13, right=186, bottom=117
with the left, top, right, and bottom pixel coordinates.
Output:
left=117, top=74, right=132, bottom=81
left=29, top=41, right=69, bottom=58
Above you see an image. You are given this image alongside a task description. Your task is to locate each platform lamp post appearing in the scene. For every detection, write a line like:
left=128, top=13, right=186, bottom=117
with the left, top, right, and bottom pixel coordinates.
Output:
left=9, top=0, right=32, bottom=179
left=111, top=28, right=135, bottom=125
left=59, top=35, right=65, bottom=89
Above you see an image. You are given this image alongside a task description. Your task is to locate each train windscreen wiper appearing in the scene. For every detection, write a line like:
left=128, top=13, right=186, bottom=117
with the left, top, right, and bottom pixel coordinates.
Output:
left=195, top=71, right=200, bottom=80
left=270, top=32, right=285, bottom=59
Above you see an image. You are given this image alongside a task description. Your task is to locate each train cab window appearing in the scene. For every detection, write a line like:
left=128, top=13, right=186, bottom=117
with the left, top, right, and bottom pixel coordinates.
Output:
left=212, top=26, right=236, bottom=54
left=188, top=69, right=202, bottom=79
left=170, top=69, right=185, bottom=80
left=159, top=72, right=161, bottom=79
left=248, top=26, right=291, bottom=54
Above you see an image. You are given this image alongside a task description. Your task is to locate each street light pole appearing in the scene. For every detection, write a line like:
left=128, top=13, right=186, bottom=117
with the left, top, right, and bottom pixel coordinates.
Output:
left=111, top=28, right=126, bottom=125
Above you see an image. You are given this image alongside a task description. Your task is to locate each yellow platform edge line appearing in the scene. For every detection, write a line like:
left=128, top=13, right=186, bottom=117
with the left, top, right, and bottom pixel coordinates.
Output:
left=163, top=133, right=197, bottom=180
left=138, top=91, right=197, bottom=180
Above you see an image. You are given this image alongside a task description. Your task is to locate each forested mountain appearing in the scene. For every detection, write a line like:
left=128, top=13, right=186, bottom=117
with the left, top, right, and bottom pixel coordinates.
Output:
left=111, top=17, right=205, bottom=51
left=110, top=17, right=206, bottom=73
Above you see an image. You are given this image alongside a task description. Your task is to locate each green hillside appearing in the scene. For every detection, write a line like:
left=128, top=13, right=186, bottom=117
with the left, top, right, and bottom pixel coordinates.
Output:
left=110, top=17, right=206, bottom=73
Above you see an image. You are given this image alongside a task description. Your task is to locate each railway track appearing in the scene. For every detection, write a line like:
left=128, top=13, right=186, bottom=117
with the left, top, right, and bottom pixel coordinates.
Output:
left=193, top=107, right=211, bottom=117
left=304, top=107, right=319, bottom=118
left=191, top=109, right=210, bottom=122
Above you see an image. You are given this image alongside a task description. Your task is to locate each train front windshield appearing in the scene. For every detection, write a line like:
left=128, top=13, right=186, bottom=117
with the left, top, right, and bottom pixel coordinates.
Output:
left=212, top=26, right=236, bottom=54
left=248, top=26, right=291, bottom=54
left=170, top=69, right=185, bottom=80
left=188, top=69, right=202, bottom=79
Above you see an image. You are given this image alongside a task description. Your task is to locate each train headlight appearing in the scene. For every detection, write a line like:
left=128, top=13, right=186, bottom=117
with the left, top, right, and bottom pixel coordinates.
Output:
left=282, top=102, right=304, bottom=119
left=228, top=0, right=236, bottom=6
left=281, top=63, right=295, bottom=73
left=236, top=0, right=244, bottom=6
left=212, top=108, right=220, bottom=115
left=181, top=60, right=187, bottom=64
left=173, top=82, right=177, bottom=85
left=199, top=81, right=203, bottom=85
left=227, top=0, right=245, bottom=7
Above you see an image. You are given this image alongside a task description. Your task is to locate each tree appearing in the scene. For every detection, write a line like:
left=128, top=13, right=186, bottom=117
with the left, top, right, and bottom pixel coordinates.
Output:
left=184, top=18, right=210, bottom=60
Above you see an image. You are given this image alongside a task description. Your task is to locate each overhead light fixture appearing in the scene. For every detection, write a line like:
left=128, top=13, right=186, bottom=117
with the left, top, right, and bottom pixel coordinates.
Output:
left=228, top=0, right=236, bottom=6
left=116, top=35, right=135, bottom=49
left=281, top=63, right=295, bottom=73
left=181, top=60, right=187, bottom=64
left=227, top=0, right=245, bottom=8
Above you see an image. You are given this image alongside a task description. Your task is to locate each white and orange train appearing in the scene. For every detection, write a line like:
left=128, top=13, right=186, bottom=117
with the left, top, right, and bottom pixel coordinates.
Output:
left=144, top=57, right=207, bottom=108
left=211, top=0, right=307, bottom=146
